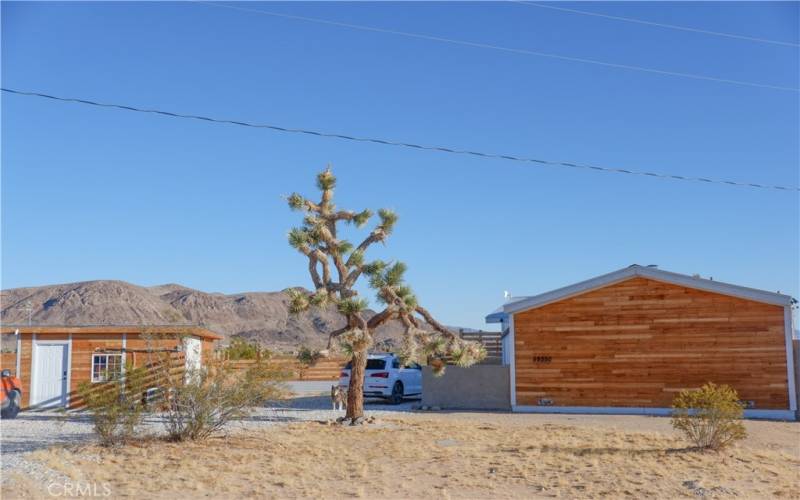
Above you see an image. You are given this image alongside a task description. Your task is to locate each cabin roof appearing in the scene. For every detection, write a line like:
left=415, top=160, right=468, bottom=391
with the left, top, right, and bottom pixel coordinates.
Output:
left=0, top=325, right=223, bottom=340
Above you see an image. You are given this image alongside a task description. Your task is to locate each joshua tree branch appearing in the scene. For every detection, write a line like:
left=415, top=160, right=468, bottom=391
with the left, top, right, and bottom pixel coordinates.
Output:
left=303, top=199, right=321, bottom=213
left=354, top=230, right=384, bottom=255
left=306, top=255, right=323, bottom=289
left=404, top=312, right=421, bottom=329
left=325, top=325, right=351, bottom=350
left=366, top=307, right=395, bottom=330
left=311, top=249, right=332, bottom=286
left=296, top=246, right=323, bottom=289
left=332, top=210, right=355, bottom=222
left=352, top=312, right=368, bottom=333
left=344, top=269, right=363, bottom=289
left=331, top=252, right=349, bottom=286
left=399, top=312, right=417, bottom=330
left=414, top=305, right=454, bottom=338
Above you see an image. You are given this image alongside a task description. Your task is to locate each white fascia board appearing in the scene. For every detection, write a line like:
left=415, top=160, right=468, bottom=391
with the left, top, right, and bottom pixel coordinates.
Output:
left=503, top=266, right=793, bottom=315
left=485, top=312, right=506, bottom=323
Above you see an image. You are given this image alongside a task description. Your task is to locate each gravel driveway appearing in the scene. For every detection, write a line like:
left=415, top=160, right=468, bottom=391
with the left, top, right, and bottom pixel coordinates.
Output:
left=0, top=391, right=419, bottom=487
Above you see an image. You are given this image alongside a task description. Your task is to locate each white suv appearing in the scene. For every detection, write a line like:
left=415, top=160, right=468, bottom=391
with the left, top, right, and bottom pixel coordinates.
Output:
left=339, top=353, right=422, bottom=404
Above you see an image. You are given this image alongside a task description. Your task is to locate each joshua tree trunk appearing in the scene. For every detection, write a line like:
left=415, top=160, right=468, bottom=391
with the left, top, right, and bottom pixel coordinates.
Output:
left=286, top=167, right=485, bottom=424
left=346, top=348, right=367, bottom=419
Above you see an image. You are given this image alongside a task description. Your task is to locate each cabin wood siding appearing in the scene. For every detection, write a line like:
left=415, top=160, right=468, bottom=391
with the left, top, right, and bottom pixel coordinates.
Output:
left=19, top=335, right=33, bottom=407
left=9, top=328, right=216, bottom=409
left=513, top=277, right=789, bottom=409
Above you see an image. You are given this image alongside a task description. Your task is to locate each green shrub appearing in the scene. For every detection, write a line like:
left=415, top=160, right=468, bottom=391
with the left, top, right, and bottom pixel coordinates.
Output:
left=671, top=382, right=747, bottom=450
left=77, top=365, right=149, bottom=447
left=296, top=345, right=322, bottom=367
left=224, top=338, right=270, bottom=361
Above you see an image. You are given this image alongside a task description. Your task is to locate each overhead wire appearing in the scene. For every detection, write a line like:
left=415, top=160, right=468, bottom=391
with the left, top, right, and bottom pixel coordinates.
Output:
left=512, top=2, right=800, bottom=48
left=3, top=88, right=797, bottom=192
left=191, top=1, right=799, bottom=93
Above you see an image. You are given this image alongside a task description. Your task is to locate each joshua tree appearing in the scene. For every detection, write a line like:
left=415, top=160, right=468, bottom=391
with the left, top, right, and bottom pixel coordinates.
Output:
left=286, top=167, right=485, bottom=422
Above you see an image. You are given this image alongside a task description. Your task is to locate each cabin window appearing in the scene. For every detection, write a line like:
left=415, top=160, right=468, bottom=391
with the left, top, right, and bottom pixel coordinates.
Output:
left=91, top=354, right=123, bottom=383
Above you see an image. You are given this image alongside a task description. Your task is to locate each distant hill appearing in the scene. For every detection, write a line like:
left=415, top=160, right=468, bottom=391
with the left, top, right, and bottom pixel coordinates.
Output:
left=0, top=280, right=438, bottom=352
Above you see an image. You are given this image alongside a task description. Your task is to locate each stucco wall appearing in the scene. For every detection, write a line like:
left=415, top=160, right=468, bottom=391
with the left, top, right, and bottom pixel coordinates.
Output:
left=422, top=365, right=510, bottom=410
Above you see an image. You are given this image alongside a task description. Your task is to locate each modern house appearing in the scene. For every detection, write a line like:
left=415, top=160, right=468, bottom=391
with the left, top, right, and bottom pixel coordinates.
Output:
left=486, top=265, right=797, bottom=420
left=0, top=325, right=222, bottom=409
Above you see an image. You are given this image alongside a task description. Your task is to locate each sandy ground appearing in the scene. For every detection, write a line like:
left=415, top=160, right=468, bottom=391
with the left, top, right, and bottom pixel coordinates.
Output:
left=2, top=410, right=798, bottom=499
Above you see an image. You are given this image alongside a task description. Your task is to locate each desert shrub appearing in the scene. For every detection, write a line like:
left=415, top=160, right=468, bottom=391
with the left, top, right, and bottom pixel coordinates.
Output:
left=76, top=365, right=149, bottom=447
left=151, top=356, right=289, bottom=441
left=296, top=345, right=322, bottom=366
left=671, top=382, right=747, bottom=450
left=224, top=338, right=270, bottom=361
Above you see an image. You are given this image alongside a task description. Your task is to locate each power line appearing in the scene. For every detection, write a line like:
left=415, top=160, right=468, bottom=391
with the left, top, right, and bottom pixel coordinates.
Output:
left=513, top=2, right=800, bottom=48
left=192, top=1, right=798, bottom=93
left=3, top=87, right=797, bottom=193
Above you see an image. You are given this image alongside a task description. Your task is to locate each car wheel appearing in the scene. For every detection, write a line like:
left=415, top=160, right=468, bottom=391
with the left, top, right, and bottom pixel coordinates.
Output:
left=389, top=382, right=404, bottom=405
left=1, top=391, right=21, bottom=419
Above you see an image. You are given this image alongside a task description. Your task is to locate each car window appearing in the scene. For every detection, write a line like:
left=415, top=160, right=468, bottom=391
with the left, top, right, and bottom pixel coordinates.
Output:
left=344, top=359, right=387, bottom=370
left=392, top=359, right=400, bottom=369
left=344, top=359, right=386, bottom=370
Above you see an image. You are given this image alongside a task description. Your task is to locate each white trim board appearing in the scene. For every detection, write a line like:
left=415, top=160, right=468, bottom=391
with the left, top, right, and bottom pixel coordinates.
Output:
left=508, top=315, right=516, bottom=407
left=512, top=405, right=797, bottom=421
left=501, top=265, right=793, bottom=317
left=785, top=306, right=797, bottom=412
left=15, top=329, right=21, bottom=377
left=66, top=333, right=73, bottom=408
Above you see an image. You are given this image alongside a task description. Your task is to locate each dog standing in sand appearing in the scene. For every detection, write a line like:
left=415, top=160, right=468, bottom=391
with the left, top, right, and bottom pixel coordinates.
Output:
left=331, top=385, right=347, bottom=411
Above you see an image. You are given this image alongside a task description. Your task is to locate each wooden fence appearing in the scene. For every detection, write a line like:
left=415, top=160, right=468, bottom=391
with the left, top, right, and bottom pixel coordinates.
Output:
left=223, top=355, right=347, bottom=381
left=458, top=329, right=502, bottom=365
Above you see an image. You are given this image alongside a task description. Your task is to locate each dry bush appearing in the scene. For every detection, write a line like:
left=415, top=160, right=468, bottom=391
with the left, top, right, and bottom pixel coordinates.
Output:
left=76, top=366, right=149, bottom=447
left=671, top=382, right=747, bottom=450
left=146, top=348, right=289, bottom=441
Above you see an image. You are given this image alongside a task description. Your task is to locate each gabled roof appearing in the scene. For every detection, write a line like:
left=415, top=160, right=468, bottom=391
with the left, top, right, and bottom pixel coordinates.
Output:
left=485, top=297, right=531, bottom=323
left=0, top=325, right=223, bottom=340
left=486, top=265, right=794, bottom=322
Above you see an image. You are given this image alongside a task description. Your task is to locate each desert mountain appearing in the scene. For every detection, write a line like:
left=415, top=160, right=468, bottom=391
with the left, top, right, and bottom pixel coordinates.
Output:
left=0, top=280, right=426, bottom=351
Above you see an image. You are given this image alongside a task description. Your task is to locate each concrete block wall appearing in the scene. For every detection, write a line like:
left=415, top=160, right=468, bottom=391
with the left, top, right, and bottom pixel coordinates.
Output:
left=422, top=365, right=510, bottom=411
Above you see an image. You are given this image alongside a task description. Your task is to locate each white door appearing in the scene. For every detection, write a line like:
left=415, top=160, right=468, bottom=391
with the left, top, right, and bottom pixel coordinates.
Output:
left=33, top=343, right=69, bottom=408
left=182, top=337, right=202, bottom=382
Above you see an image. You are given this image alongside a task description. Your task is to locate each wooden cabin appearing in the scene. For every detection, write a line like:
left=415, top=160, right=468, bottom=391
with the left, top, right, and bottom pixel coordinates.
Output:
left=0, top=326, right=221, bottom=409
left=487, top=265, right=797, bottom=420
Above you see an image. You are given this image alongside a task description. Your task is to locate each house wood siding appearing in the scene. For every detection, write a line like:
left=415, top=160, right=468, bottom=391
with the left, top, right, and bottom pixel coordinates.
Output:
left=513, top=277, right=789, bottom=410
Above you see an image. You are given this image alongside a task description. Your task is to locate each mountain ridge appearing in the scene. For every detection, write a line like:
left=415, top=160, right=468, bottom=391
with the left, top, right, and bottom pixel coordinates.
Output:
left=0, top=280, right=427, bottom=351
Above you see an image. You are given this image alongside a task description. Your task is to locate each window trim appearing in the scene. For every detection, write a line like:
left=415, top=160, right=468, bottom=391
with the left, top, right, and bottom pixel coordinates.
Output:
left=91, top=353, right=123, bottom=383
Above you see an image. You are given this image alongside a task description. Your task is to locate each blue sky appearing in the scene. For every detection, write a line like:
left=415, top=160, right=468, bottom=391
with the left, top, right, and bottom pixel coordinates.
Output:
left=2, top=1, right=798, bottom=329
